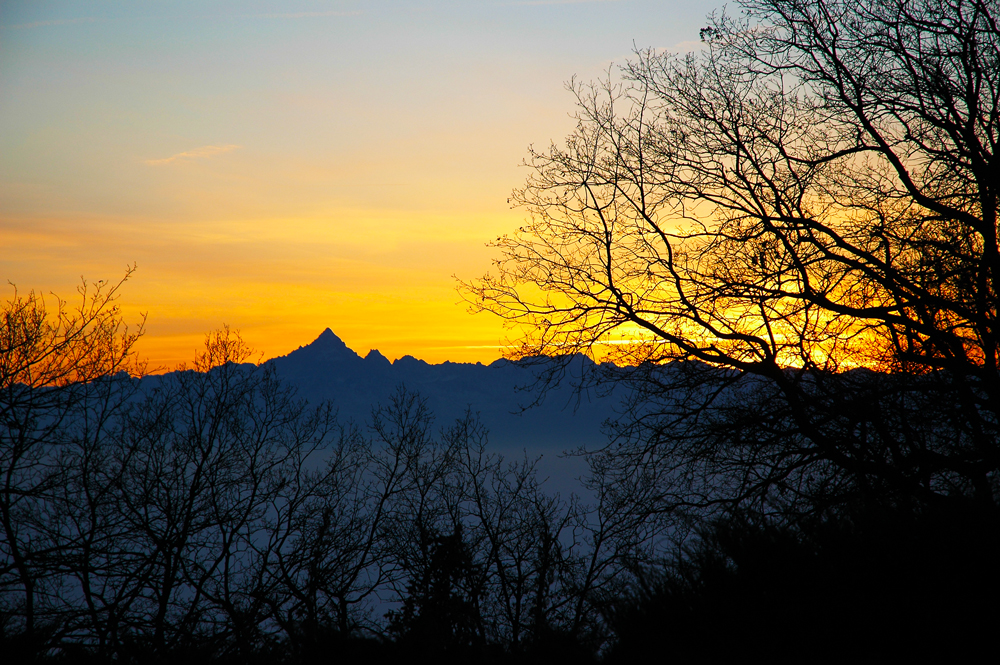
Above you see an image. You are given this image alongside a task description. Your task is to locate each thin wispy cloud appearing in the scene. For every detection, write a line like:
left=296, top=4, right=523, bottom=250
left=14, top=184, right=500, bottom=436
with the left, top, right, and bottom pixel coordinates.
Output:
left=145, top=145, right=241, bottom=166
left=1, top=17, right=97, bottom=30
left=248, top=10, right=362, bottom=19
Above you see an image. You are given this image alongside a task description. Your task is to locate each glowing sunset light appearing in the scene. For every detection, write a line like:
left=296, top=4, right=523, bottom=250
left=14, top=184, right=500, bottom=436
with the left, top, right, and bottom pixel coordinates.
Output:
left=1, top=0, right=715, bottom=369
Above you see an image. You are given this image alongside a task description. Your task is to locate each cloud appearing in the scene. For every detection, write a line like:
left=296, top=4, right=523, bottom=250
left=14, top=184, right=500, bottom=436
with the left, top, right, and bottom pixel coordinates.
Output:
left=145, top=145, right=241, bottom=166
left=248, top=10, right=361, bottom=19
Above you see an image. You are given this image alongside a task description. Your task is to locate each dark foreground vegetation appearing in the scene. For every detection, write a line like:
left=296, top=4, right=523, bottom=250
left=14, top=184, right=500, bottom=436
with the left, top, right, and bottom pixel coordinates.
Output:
left=7, top=0, right=1000, bottom=660
left=0, top=281, right=629, bottom=663
left=3, top=283, right=1000, bottom=662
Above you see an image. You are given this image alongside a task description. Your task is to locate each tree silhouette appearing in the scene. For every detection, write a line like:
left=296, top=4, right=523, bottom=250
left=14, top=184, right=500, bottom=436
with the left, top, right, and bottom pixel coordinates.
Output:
left=466, top=0, right=999, bottom=521
left=0, top=270, right=143, bottom=650
left=387, top=525, right=487, bottom=658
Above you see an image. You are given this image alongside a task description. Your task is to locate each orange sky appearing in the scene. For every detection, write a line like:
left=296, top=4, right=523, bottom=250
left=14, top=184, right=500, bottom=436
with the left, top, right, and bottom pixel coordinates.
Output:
left=1, top=1, right=715, bottom=369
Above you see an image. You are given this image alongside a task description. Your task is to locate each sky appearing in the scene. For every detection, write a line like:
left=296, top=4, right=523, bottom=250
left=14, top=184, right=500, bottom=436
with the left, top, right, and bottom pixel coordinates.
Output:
left=1, top=0, right=718, bottom=370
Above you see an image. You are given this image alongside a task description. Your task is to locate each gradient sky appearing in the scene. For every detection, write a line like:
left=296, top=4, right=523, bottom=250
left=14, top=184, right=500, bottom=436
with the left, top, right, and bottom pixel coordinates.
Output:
left=1, top=0, right=718, bottom=369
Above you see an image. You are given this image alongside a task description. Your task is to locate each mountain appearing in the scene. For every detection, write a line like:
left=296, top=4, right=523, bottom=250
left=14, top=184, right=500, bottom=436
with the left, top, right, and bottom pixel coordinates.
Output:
left=265, top=329, right=624, bottom=493
left=267, top=329, right=621, bottom=452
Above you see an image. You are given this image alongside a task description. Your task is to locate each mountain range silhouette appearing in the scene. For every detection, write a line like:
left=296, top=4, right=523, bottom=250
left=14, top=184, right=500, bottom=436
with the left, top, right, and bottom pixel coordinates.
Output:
left=267, top=329, right=616, bottom=447
left=265, top=329, right=622, bottom=491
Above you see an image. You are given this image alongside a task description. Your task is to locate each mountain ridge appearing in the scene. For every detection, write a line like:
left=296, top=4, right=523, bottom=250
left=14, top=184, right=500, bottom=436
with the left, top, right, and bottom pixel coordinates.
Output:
left=265, top=329, right=620, bottom=453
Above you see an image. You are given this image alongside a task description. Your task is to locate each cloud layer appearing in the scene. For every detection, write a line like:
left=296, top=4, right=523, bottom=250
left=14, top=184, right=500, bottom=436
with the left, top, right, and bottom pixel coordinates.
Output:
left=145, top=145, right=241, bottom=166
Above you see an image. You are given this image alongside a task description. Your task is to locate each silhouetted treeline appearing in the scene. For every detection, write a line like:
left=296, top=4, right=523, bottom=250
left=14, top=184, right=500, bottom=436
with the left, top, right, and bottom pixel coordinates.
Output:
left=5, top=298, right=1000, bottom=661
left=1, top=329, right=643, bottom=663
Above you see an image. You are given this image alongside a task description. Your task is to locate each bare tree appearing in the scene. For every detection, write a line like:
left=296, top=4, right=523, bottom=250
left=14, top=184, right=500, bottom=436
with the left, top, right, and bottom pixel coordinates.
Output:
left=446, top=416, right=578, bottom=648
left=466, top=0, right=1000, bottom=518
left=88, top=328, right=335, bottom=657
left=0, top=271, right=144, bottom=642
left=258, top=388, right=450, bottom=645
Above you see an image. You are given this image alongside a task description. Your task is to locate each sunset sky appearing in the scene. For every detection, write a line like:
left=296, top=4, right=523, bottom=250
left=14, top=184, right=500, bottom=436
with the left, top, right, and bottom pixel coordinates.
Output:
left=1, top=0, right=716, bottom=369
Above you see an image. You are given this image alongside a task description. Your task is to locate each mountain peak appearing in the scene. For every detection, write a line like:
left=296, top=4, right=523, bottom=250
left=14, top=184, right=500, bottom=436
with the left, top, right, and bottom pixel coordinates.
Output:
left=365, top=348, right=392, bottom=367
left=314, top=327, right=346, bottom=347
left=273, top=328, right=363, bottom=367
left=308, top=328, right=358, bottom=358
